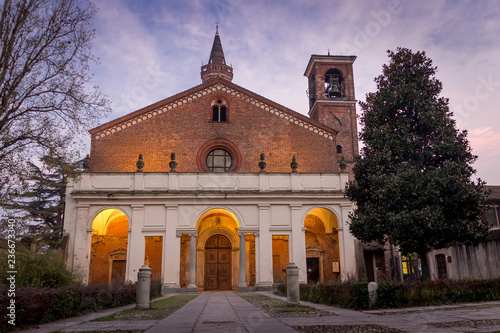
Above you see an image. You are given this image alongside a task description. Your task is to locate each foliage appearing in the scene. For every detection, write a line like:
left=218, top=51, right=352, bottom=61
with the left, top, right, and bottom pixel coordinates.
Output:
left=0, top=281, right=138, bottom=329
left=1, top=154, right=85, bottom=248
left=346, top=48, right=489, bottom=280
left=0, top=0, right=109, bottom=201
left=375, top=278, right=500, bottom=309
left=277, top=278, right=500, bottom=311
left=0, top=247, right=74, bottom=288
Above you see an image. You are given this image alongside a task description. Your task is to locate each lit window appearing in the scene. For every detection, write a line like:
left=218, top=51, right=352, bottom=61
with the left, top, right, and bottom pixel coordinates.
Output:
left=207, top=149, right=232, bottom=172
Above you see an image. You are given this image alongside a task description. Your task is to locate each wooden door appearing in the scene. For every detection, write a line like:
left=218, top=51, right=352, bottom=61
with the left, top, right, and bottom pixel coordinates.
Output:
left=205, top=234, right=231, bottom=290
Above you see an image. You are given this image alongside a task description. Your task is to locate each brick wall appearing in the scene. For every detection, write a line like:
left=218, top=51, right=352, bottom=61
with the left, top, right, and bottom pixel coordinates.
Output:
left=90, top=81, right=339, bottom=173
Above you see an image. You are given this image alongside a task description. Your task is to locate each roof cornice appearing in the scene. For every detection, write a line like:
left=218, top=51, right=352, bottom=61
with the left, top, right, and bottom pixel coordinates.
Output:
left=90, top=79, right=337, bottom=141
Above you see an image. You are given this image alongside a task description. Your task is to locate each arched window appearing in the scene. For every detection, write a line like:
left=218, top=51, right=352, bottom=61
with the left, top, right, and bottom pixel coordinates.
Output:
left=325, top=68, right=344, bottom=98
left=206, top=149, right=232, bottom=172
left=212, top=99, right=228, bottom=122
left=336, top=145, right=342, bottom=154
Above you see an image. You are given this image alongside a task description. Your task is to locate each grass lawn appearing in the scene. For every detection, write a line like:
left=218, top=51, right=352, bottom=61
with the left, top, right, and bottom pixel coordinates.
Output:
left=237, top=293, right=334, bottom=318
left=92, top=294, right=199, bottom=321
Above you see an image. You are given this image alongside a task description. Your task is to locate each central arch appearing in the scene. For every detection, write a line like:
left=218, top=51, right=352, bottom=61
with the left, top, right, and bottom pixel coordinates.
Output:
left=204, top=234, right=232, bottom=290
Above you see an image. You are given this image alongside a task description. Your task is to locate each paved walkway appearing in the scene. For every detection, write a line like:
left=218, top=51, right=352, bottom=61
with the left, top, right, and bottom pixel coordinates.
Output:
left=17, top=292, right=500, bottom=333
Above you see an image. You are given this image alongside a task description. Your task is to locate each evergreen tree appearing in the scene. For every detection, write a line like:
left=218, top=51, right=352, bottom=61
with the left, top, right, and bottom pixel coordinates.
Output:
left=3, top=154, right=84, bottom=248
left=346, top=48, right=490, bottom=280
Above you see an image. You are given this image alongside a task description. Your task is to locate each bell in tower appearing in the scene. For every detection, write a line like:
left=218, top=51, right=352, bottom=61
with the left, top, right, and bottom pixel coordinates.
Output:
left=304, top=53, right=359, bottom=174
left=325, top=69, right=343, bottom=98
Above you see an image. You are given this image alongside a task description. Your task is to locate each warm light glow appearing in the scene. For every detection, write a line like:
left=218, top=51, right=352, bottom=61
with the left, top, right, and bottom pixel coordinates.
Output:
left=306, top=208, right=338, bottom=232
left=197, top=208, right=240, bottom=228
left=91, top=209, right=128, bottom=235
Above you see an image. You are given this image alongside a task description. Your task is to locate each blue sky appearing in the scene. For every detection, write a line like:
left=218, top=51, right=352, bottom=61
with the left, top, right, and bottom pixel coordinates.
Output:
left=89, top=0, right=500, bottom=184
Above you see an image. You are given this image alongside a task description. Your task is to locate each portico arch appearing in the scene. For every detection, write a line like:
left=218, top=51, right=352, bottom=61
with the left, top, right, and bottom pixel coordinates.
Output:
left=89, top=208, right=129, bottom=284
left=304, top=207, right=341, bottom=283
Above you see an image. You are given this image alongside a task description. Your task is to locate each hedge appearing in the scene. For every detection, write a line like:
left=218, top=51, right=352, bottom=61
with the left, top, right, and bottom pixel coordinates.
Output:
left=0, top=279, right=163, bottom=330
left=276, top=277, right=500, bottom=310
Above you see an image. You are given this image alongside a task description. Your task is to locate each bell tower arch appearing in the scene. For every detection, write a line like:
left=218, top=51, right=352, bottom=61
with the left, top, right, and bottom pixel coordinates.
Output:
left=304, top=54, right=359, bottom=173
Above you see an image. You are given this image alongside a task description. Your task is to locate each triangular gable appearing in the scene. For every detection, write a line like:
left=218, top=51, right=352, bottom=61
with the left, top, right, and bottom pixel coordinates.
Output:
left=90, top=79, right=337, bottom=141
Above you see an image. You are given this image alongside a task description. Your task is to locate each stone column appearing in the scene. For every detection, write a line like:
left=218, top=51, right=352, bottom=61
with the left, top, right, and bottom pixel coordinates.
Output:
left=73, top=205, right=89, bottom=283
left=136, top=265, right=151, bottom=310
left=340, top=203, right=357, bottom=279
left=238, top=232, right=247, bottom=290
left=163, top=205, right=180, bottom=292
left=187, top=233, right=198, bottom=290
left=290, top=204, right=306, bottom=284
left=257, top=204, right=273, bottom=290
left=127, top=205, right=145, bottom=282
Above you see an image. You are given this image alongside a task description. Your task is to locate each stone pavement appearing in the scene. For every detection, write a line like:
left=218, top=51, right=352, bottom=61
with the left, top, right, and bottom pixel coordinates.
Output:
left=17, top=292, right=500, bottom=333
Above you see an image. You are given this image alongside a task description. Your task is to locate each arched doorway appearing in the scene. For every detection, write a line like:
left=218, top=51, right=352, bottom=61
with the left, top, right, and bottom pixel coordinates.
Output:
left=89, top=209, right=129, bottom=284
left=205, top=234, right=232, bottom=290
left=305, top=208, right=341, bottom=283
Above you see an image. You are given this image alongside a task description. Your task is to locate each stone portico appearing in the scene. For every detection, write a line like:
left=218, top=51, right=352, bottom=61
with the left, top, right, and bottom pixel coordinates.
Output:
left=64, top=171, right=357, bottom=291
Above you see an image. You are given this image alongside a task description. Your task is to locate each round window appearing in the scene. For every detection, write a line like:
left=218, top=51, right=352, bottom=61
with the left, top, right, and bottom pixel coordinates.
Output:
left=206, top=149, right=232, bottom=172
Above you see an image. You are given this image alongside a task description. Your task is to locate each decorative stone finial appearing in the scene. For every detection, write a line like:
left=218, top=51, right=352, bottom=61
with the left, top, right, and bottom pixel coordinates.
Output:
left=290, top=155, right=298, bottom=173
left=82, top=154, right=90, bottom=171
left=169, top=153, right=177, bottom=172
left=136, top=154, right=144, bottom=172
left=339, top=155, right=347, bottom=172
left=258, top=153, right=266, bottom=172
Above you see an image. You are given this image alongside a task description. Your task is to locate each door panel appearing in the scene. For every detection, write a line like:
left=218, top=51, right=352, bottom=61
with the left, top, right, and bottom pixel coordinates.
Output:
left=205, top=234, right=232, bottom=290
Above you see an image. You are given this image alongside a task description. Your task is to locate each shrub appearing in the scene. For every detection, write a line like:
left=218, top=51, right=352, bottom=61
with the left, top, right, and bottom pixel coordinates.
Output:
left=0, top=248, right=75, bottom=288
left=0, top=281, right=139, bottom=330
left=275, top=278, right=500, bottom=311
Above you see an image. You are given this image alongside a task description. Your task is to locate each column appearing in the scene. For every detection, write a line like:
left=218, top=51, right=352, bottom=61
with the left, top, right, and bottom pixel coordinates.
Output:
left=257, top=204, right=273, bottom=290
left=187, top=233, right=198, bottom=290
left=73, top=205, right=89, bottom=283
left=290, top=204, right=306, bottom=284
left=339, top=203, right=357, bottom=279
left=127, top=204, right=145, bottom=282
left=163, top=205, right=180, bottom=291
left=238, top=232, right=247, bottom=290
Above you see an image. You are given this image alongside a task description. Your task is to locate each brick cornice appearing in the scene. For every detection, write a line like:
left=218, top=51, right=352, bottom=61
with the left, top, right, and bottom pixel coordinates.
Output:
left=90, top=79, right=337, bottom=141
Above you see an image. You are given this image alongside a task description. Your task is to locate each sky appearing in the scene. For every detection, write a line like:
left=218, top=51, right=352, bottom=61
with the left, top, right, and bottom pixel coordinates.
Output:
left=88, top=0, right=500, bottom=184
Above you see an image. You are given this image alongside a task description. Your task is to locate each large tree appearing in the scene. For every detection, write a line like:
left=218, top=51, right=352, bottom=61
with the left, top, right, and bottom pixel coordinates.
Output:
left=346, top=48, right=490, bottom=280
left=0, top=0, right=108, bottom=198
left=1, top=153, right=85, bottom=248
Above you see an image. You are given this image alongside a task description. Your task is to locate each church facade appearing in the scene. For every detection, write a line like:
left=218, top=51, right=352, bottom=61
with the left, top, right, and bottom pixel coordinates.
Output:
left=63, top=29, right=361, bottom=291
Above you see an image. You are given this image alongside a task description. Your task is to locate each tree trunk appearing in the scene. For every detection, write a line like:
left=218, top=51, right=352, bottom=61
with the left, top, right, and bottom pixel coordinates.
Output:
left=418, top=251, right=430, bottom=281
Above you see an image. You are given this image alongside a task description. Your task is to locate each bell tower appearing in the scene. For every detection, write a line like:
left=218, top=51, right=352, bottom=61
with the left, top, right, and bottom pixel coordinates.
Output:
left=304, top=54, right=358, bottom=172
left=201, top=26, right=233, bottom=83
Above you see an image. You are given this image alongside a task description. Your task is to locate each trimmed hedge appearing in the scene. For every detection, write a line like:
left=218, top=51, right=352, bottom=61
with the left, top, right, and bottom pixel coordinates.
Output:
left=276, top=278, right=500, bottom=310
left=376, top=278, right=500, bottom=308
left=1, top=280, right=162, bottom=330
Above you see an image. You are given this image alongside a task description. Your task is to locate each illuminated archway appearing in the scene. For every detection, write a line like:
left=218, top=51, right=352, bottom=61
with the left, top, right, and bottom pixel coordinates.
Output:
left=89, top=209, right=129, bottom=284
left=304, top=208, right=341, bottom=283
left=179, top=208, right=255, bottom=290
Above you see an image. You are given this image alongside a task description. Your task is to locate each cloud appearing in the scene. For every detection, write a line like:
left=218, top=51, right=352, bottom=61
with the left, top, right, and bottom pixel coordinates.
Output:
left=86, top=0, right=500, bottom=184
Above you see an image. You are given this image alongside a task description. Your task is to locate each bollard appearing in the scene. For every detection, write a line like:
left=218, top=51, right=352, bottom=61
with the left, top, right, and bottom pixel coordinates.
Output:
left=286, top=262, right=300, bottom=306
left=368, top=281, right=378, bottom=308
left=137, top=265, right=151, bottom=310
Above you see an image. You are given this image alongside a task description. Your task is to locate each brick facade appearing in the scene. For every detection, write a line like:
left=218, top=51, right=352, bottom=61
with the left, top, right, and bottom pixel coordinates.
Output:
left=89, top=79, right=340, bottom=174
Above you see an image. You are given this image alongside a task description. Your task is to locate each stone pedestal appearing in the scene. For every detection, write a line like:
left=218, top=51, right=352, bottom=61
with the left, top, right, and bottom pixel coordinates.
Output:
left=136, top=265, right=151, bottom=310
left=368, top=282, right=378, bottom=308
left=286, top=262, right=300, bottom=306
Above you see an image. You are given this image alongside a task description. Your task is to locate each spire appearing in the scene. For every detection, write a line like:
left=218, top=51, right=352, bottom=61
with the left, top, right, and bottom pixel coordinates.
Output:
left=201, top=26, right=233, bottom=83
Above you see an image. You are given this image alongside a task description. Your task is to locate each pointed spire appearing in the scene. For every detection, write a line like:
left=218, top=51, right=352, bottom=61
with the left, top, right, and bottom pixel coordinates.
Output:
left=201, top=26, right=233, bottom=83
